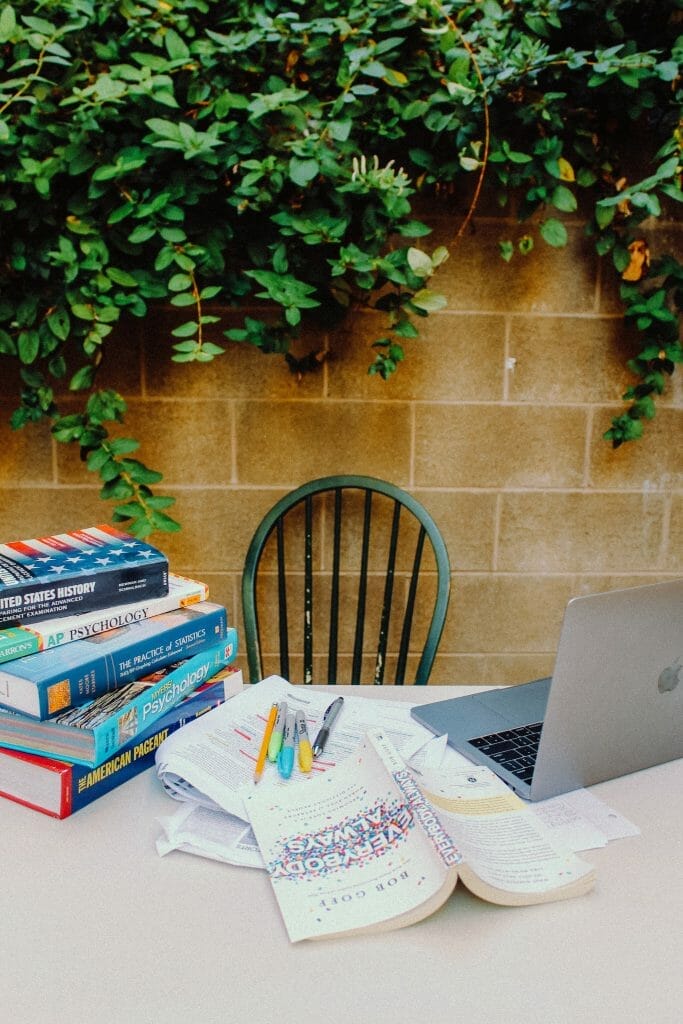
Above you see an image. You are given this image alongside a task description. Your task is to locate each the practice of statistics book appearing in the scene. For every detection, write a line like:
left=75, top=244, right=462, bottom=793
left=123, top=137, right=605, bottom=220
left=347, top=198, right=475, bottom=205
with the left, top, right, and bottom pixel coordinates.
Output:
left=245, top=729, right=596, bottom=942
left=0, top=601, right=228, bottom=719
left=0, top=632, right=238, bottom=767
left=0, top=573, right=209, bottom=666
left=0, top=667, right=243, bottom=819
left=0, top=524, right=168, bottom=627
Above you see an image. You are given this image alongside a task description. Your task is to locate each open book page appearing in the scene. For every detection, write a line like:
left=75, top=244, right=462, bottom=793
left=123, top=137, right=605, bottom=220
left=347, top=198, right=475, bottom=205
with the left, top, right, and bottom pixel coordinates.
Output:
left=417, top=761, right=596, bottom=905
left=154, top=674, right=435, bottom=821
left=245, top=729, right=461, bottom=942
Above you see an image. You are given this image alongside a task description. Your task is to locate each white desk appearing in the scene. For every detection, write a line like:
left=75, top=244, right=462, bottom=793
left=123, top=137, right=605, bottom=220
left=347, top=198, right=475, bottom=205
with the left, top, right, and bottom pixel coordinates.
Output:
left=1, top=685, right=681, bottom=1024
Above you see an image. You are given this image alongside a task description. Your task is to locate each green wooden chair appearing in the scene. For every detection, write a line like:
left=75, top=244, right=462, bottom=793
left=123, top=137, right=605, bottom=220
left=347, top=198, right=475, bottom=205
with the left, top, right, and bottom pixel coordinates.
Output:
left=241, top=475, right=451, bottom=685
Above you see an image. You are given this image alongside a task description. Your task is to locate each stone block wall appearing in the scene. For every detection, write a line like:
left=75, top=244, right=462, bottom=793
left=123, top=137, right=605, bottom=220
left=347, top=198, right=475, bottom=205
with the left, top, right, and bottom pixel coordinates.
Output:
left=1, top=207, right=680, bottom=684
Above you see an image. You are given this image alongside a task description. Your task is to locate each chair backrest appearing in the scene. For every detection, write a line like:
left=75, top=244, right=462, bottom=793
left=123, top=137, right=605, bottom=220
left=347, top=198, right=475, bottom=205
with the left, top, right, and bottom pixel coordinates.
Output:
left=242, top=475, right=450, bottom=685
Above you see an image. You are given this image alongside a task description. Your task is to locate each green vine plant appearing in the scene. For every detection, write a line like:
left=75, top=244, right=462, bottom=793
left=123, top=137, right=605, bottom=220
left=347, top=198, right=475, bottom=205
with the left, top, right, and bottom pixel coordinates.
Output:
left=0, top=0, right=680, bottom=534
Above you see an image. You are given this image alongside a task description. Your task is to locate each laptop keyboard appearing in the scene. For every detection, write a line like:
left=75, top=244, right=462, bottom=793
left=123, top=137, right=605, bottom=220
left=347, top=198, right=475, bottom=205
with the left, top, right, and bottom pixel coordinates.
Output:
left=468, top=722, right=543, bottom=784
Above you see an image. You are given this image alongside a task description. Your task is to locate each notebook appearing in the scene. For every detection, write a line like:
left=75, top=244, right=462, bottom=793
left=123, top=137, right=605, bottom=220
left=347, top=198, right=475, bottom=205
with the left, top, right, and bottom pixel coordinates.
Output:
left=411, top=580, right=683, bottom=801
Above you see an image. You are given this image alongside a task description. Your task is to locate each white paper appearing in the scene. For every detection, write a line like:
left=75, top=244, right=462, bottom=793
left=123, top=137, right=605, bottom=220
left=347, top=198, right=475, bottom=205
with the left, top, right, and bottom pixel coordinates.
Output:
left=531, top=788, right=640, bottom=850
left=157, top=803, right=264, bottom=868
left=155, top=674, right=435, bottom=821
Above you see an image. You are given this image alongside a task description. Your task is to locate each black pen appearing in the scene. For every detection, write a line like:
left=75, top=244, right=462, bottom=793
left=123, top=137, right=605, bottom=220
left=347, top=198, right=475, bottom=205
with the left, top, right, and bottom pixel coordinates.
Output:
left=312, top=697, right=344, bottom=757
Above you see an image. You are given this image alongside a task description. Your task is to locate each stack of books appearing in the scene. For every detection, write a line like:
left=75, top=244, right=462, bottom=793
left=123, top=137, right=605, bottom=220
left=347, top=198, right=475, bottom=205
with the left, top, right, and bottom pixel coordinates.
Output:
left=0, top=525, right=239, bottom=818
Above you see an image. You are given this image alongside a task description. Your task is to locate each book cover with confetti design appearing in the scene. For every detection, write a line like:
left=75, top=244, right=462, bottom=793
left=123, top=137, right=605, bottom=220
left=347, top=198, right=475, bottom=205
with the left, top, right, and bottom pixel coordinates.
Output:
left=246, top=729, right=596, bottom=942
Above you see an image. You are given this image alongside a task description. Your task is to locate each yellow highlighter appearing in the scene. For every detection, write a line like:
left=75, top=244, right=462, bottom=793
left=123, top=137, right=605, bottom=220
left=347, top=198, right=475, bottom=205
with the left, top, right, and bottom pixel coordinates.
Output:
left=295, top=709, right=313, bottom=773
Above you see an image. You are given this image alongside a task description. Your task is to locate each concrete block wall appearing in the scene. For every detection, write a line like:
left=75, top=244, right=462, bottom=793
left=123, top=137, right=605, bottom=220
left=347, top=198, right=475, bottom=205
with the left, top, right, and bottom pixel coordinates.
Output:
left=1, top=207, right=681, bottom=684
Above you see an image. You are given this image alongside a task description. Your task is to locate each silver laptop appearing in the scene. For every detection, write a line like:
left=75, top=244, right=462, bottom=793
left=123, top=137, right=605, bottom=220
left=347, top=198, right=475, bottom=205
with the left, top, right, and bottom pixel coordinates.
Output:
left=411, top=580, right=683, bottom=800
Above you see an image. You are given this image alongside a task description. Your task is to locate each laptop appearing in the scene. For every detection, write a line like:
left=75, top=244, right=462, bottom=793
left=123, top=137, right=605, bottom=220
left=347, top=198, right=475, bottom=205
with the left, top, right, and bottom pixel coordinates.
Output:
left=411, top=580, right=683, bottom=801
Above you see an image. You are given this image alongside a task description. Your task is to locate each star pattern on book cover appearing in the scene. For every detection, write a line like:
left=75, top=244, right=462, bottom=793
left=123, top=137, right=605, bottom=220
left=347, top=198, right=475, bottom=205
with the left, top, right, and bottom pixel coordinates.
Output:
left=19, top=542, right=152, bottom=577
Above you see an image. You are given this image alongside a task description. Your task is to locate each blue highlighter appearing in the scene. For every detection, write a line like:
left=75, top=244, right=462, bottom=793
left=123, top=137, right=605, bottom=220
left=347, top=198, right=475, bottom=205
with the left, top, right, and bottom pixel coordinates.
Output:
left=277, top=712, right=296, bottom=780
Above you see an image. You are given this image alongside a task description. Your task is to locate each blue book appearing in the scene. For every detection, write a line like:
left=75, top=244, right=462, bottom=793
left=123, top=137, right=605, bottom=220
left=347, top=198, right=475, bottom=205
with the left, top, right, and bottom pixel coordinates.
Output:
left=0, top=666, right=242, bottom=819
left=0, top=601, right=228, bottom=720
left=0, top=632, right=238, bottom=767
left=0, top=525, right=169, bottom=627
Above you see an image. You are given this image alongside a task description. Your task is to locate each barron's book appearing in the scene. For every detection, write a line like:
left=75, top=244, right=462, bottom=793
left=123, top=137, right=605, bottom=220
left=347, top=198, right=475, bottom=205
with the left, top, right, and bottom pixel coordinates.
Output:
left=0, top=600, right=228, bottom=720
left=0, top=631, right=238, bottom=767
left=0, top=573, right=209, bottom=666
left=245, top=729, right=596, bottom=942
left=0, top=666, right=243, bottom=819
left=0, top=524, right=169, bottom=627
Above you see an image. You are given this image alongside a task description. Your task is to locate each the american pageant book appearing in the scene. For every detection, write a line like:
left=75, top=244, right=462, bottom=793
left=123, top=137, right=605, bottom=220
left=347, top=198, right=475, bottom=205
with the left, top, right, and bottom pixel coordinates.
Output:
left=0, top=601, right=229, bottom=719
left=0, top=573, right=208, bottom=665
left=0, top=667, right=243, bottom=818
left=0, top=633, right=238, bottom=767
left=0, top=525, right=168, bottom=626
left=246, top=730, right=595, bottom=942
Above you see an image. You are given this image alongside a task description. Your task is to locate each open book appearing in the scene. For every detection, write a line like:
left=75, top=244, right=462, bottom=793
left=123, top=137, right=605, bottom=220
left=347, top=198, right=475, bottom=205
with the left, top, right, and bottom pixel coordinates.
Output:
left=244, top=729, right=596, bottom=942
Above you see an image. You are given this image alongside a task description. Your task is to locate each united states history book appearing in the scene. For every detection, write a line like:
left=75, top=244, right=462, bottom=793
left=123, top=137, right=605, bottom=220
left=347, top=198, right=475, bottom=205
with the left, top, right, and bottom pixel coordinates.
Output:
left=0, top=631, right=238, bottom=767
left=0, top=573, right=208, bottom=665
left=0, top=667, right=243, bottom=819
left=0, top=525, right=168, bottom=626
left=0, top=601, right=228, bottom=719
left=245, top=729, right=596, bottom=942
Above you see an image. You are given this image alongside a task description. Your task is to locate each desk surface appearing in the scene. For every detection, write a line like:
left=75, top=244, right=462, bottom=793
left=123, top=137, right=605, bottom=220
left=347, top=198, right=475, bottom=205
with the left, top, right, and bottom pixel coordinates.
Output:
left=1, top=684, right=681, bottom=1024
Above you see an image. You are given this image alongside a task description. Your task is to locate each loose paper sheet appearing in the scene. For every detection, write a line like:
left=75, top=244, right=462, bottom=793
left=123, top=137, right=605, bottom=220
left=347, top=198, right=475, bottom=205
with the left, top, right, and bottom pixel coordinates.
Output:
left=155, top=674, right=436, bottom=819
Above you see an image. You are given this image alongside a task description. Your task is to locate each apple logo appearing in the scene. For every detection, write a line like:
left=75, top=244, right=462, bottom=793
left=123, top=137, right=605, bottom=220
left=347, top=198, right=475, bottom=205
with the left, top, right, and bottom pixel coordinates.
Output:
left=657, top=658, right=681, bottom=694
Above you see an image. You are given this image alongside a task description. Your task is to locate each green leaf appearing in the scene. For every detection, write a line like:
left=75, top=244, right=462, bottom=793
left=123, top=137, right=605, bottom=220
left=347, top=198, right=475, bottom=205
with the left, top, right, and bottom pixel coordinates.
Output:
left=407, top=247, right=433, bottom=278
left=109, top=437, right=140, bottom=456
left=168, top=273, right=193, bottom=292
left=107, top=268, right=138, bottom=287
left=165, top=28, right=190, bottom=62
left=171, top=321, right=199, bottom=338
left=0, top=329, right=17, bottom=356
left=0, top=5, right=16, bottom=42
left=411, top=289, right=448, bottom=313
left=539, top=219, right=568, bottom=248
left=288, top=157, right=319, bottom=187
left=595, top=204, right=615, bottom=230
left=128, top=225, right=156, bottom=244
left=71, top=303, right=95, bottom=321
left=69, top=365, right=96, bottom=390
left=101, top=478, right=136, bottom=500
left=551, top=185, right=577, bottom=213
left=17, top=331, right=39, bottom=364
left=47, top=308, right=70, bottom=341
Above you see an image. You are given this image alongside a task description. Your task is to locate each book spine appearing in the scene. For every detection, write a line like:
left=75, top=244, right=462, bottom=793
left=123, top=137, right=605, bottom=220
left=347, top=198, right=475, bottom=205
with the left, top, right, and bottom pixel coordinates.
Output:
left=0, top=629, right=41, bottom=664
left=0, top=603, right=229, bottom=720
left=90, top=631, right=238, bottom=766
left=0, top=525, right=169, bottom=626
left=366, top=729, right=462, bottom=868
left=0, top=574, right=208, bottom=666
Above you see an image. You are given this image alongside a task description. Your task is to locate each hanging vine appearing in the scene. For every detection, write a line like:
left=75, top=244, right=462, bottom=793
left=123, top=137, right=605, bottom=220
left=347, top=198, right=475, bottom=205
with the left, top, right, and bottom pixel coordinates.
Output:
left=0, top=0, right=680, bottom=534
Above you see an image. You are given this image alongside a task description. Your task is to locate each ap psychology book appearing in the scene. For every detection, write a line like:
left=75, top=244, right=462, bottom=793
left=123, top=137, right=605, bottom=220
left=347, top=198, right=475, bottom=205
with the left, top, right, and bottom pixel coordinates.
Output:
left=0, top=632, right=238, bottom=767
left=245, top=729, right=596, bottom=942
left=0, top=524, right=168, bottom=626
left=0, top=601, right=228, bottom=719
